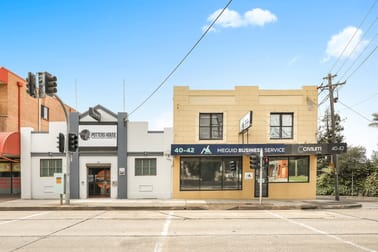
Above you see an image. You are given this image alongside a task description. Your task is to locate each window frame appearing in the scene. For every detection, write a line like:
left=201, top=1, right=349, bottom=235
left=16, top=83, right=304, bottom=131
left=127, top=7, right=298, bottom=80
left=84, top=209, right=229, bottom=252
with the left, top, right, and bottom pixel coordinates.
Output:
left=270, top=113, right=294, bottom=139
left=135, top=158, right=157, bottom=176
left=180, top=156, right=242, bottom=191
left=267, top=156, right=309, bottom=183
left=41, top=105, right=49, bottom=121
left=199, top=113, right=223, bottom=140
left=40, top=159, right=62, bottom=177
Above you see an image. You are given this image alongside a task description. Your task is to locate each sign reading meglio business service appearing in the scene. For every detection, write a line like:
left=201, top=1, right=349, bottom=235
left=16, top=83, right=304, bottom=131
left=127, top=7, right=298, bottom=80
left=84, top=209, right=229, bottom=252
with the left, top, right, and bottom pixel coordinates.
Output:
left=78, top=125, right=117, bottom=147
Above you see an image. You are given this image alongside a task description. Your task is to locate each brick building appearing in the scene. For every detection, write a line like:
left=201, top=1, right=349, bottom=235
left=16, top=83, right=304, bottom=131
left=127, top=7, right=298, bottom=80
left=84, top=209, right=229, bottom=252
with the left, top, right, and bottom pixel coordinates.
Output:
left=0, top=67, right=74, bottom=195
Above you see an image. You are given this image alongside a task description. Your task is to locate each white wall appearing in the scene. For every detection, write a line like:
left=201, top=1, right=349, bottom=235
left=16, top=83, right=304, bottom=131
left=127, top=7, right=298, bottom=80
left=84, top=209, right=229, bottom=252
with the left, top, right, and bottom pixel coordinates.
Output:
left=20, top=127, right=33, bottom=199
left=21, top=120, right=173, bottom=199
left=127, top=122, right=172, bottom=199
left=21, top=122, right=67, bottom=199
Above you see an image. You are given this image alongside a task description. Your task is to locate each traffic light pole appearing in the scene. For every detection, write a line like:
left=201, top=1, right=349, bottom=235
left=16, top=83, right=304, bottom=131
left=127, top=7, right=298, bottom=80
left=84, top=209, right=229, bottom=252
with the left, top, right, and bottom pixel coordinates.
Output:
left=259, top=149, right=263, bottom=205
left=54, top=95, right=70, bottom=205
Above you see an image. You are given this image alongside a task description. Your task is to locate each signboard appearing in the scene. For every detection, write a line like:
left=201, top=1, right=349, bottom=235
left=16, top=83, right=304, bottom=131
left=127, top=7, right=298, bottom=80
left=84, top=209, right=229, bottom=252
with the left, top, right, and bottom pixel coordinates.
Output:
left=244, top=172, right=253, bottom=180
left=171, top=143, right=347, bottom=156
left=171, top=144, right=286, bottom=156
left=54, top=173, right=65, bottom=194
left=288, top=143, right=347, bottom=155
left=240, top=111, right=253, bottom=133
left=78, top=125, right=117, bottom=147
left=119, top=167, right=126, bottom=176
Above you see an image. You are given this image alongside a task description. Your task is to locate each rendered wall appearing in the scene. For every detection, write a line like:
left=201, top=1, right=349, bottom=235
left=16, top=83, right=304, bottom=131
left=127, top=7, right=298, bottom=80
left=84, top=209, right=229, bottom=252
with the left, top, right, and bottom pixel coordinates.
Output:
left=127, top=122, right=172, bottom=199
left=172, top=86, right=318, bottom=200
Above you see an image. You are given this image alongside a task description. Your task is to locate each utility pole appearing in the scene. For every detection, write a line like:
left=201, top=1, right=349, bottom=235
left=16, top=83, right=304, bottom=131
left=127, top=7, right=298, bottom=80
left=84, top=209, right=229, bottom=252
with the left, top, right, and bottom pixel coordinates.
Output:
left=320, top=73, right=346, bottom=201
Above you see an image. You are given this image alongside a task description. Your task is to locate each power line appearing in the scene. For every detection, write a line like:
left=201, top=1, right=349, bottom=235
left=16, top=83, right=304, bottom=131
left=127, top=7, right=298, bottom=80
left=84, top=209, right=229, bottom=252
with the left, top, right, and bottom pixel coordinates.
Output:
left=344, top=45, right=378, bottom=81
left=129, top=0, right=233, bottom=116
left=337, top=32, right=377, bottom=82
left=318, top=93, right=330, bottom=107
left=351, top=92, right=378, bottom=107
left=329, top=0, right=377, bottom=74
left=338, top=100, right=372, bottom=122
left=335, top=17, right=378, bottom=77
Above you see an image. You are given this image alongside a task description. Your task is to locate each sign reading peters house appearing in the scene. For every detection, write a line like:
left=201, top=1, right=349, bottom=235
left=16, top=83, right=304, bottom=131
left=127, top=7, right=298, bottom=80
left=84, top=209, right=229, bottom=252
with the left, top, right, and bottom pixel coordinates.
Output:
left=79, top=125, right=117, bottom=147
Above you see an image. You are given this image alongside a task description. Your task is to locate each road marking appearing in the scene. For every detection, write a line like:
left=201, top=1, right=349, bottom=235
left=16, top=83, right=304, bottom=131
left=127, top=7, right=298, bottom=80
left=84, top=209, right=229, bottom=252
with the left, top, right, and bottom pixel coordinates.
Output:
left=266, top=210, right=376, bottom=252
left=154, top=211, right=173, bottom=252
left=0, top=211, right=50, bottom=225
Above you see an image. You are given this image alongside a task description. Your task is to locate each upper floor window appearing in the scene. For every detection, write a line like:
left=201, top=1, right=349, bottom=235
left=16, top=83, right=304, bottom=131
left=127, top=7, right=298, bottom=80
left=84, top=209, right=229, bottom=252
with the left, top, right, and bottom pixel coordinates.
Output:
left=41, top=105, right=49, bottom=120
left=270, top=113, right=293, bottom=139
left=199, top=113, right=223, bottom=140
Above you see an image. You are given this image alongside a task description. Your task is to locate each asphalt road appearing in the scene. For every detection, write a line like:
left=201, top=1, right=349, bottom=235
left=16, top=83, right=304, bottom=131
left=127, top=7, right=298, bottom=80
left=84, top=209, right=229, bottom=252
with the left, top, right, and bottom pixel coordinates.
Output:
left=0, top=203, right=377, bottom=252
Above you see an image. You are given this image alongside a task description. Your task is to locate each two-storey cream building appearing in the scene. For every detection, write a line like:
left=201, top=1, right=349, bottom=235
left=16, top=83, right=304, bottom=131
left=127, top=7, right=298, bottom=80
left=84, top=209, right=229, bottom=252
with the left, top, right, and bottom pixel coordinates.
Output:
left=171, top=86, right=320, bottom=200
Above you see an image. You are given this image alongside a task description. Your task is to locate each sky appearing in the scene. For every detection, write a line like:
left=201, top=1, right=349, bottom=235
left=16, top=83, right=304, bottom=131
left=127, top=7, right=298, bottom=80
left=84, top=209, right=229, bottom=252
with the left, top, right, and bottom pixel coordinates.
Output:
left=1, top=0, right=377, bottom=157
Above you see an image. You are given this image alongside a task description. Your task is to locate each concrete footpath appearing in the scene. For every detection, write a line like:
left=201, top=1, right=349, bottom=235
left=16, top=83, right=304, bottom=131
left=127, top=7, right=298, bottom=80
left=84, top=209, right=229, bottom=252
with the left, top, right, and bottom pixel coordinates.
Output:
left=0, top=196, right=365, bottom=211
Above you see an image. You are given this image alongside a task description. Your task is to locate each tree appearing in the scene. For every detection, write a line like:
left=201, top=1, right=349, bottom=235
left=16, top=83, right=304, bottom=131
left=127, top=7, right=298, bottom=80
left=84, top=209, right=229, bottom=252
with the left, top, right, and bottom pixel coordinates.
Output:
left=364, top=151, right=378, bottom=196
left=317, top=110, right=345, bottom=194
left=337, top=146, right=368, bottom=196
left=369, top=113, right=378, bottom=127
left=317, top=110, right=344, bottom=176
left=318, top=109, right=345, bottom=144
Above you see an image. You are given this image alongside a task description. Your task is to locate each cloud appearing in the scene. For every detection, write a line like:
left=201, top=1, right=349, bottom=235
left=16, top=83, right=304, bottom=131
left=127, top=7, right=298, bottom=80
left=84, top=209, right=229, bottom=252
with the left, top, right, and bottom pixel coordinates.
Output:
left=202, top=8, right=277, bottom=32
left=244, top=8, right=278, bottom=26
left=324, top=26, right=369, bottom=61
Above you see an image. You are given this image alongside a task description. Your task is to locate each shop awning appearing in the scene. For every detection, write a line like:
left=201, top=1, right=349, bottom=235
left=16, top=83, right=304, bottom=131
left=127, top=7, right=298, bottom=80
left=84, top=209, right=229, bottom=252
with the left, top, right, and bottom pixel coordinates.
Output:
left=0, top=132, right=20, bottom=159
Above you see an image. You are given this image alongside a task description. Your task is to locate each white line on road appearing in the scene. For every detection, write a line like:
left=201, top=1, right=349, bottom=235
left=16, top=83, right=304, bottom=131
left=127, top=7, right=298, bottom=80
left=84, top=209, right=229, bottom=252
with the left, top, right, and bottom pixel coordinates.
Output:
left=154, top=211, right=173, bottom=252
left=266, top=210, right=376, bottom=252
left=0, top=211, right=50, bottom=225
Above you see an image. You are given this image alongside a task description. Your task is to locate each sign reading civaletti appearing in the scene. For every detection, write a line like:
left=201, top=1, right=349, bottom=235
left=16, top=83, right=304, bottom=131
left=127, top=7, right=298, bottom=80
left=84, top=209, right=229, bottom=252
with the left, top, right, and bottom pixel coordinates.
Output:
left=79, top=125, right=117, bottom=147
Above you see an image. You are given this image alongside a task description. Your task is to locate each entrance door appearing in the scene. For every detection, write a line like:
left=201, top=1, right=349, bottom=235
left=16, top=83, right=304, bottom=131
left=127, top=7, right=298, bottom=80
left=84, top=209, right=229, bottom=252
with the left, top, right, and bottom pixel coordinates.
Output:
left=88, top=167, right=110, bottom=197
left=254, top=167, right=268, bottom=197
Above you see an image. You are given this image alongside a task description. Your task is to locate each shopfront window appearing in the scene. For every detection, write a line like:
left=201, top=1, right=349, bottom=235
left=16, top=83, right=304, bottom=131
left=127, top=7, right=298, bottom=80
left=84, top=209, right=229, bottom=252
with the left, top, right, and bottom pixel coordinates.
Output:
left=268, top=156, right=309, bottom=183
left=40, top=159, right=62, bottom=177
left=180, top=157, right=242, bottom=191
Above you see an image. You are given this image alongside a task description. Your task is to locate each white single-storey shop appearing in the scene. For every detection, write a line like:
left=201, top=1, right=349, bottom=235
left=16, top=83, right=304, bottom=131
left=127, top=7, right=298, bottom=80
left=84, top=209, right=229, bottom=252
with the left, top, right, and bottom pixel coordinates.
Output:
left=21, top=105, right=172, bottom=199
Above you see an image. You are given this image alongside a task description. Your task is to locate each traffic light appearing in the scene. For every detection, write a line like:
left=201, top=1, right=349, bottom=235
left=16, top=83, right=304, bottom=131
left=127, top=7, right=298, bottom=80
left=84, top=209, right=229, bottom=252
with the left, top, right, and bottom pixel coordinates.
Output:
left=250, top=153, right=260, bottom=169
left=26, top=72, right=37, bottom=98
left=68, top=133, right=78, bottom=152
left=263, top=156, right=270, bottom=169
left=44, top=72, right=57, bottom=96
left=57, top=133, right=65, bottom=153
left=37, top=72, right=45, bottom=98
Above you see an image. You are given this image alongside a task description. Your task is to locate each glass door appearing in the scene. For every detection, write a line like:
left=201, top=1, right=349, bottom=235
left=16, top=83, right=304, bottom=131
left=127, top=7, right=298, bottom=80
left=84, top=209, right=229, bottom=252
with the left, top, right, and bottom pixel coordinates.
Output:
left=88, top=167, right=110, bottom=197
left=254, top=167, right=268, bottom=197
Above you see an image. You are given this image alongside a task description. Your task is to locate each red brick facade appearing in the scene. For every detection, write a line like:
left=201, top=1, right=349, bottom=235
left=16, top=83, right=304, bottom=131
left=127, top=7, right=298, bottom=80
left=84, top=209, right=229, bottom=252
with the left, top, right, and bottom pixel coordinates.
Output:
left=0, top=67, right=75, bottom=132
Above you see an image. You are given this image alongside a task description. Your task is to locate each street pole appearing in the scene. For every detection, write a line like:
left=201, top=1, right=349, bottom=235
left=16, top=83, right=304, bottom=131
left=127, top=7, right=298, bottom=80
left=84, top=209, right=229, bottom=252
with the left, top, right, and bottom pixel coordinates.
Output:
left=54, top=95, right=70, bottom=205
left=321, top=73, right=346, bottom=201
left=259, top=148, right=263, bottom=205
